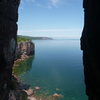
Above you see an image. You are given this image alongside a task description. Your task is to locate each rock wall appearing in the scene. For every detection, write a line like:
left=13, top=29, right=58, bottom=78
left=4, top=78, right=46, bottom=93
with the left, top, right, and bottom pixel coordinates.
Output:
left=0, top=0, right=20, bottom=100
left=81, top=0, right=100, bottom=99
left=16, top=41, right=35, bottom=59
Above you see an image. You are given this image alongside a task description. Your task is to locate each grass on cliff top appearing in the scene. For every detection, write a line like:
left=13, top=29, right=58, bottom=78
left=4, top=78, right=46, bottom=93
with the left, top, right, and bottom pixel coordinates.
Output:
left=17, top=35, right=53, bottom=42
left=17, top=36, right=31, bottom=42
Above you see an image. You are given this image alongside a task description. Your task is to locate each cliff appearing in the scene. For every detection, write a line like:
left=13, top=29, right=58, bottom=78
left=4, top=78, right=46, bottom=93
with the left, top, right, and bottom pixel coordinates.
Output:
left=81, top=0, right=100, bottom=98
left=1, top=0, right=99, bottom=99
left=0, top=0, right=20, bottom=100
left=16, top=40, right=35, bottom=60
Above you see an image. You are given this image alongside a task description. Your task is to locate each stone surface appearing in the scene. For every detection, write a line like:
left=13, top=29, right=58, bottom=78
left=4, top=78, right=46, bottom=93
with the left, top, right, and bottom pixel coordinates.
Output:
left=81, top=0, right=100, bottom=99
left=0, top=0, right=20, bottom=99
left=34, top=86, right=40, bottom=90
left=16, top=41, right=35, bottom=59
left=52, top=93, right=63, bottom=98
left=27, top=97, right=37, bottom=100
left=24, top=88, right=34, bottom=96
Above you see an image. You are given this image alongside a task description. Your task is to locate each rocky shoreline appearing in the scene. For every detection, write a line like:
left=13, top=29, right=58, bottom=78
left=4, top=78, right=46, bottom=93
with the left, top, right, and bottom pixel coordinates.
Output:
left=9, top=75, right=40, bottom=100
left=9, top=40, right=36, bottom=100
left=12, top=40, right=63, bottom=100
left=10, top=75, right=63, bottom=100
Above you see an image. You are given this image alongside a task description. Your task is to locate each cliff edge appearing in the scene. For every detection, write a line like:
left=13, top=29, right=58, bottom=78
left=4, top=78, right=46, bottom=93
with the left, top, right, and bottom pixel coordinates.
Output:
left=16, top=40, right=35, bottom=60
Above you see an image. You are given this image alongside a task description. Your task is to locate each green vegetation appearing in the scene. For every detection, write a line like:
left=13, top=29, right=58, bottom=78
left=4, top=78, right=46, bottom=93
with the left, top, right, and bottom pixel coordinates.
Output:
left=13, top=56, right=34, bottom=76
left=17, top=36, right=31, bottom=42
left=17, top=35, right=53, bottom=42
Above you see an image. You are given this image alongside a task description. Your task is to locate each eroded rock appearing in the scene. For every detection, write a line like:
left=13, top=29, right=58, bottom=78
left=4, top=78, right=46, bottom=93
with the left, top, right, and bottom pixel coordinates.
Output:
left=0, top=0, right=20, bottom=99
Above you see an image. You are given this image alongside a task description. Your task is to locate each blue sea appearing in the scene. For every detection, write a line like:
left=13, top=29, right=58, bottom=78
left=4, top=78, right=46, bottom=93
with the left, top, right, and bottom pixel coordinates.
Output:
left=19, top=39, right=87, bottom=100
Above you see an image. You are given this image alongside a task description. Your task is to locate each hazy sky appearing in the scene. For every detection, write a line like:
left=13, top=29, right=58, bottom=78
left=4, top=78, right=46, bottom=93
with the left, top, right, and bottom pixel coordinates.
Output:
left=18, top=0, right=84, bottom=39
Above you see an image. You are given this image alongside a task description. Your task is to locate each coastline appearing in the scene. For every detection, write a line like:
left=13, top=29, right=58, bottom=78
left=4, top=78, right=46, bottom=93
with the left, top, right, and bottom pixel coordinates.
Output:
left=13, top=54, right=63, bottom=100
left=11, top=38, right=37, bottom=100
left=12, top=38, right=63, bottom=100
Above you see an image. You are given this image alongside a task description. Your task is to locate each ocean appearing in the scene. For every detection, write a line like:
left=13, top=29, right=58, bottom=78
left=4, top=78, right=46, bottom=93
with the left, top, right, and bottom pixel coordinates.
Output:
left=17, top=39, right=87, bottom=100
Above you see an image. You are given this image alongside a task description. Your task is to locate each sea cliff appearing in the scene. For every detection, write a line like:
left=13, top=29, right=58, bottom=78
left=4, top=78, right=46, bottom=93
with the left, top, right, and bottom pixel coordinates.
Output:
left=15, top=40, right=35, bottom=60
left=10, top=40, right=35, bottom=100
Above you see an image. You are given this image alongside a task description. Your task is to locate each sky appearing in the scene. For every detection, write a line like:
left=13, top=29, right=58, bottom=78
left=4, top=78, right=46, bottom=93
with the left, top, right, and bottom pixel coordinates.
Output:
left=18, top=0, right=84, bottom=39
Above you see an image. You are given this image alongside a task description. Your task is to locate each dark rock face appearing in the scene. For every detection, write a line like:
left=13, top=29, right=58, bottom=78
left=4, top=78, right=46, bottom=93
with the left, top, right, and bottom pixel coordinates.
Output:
left=16, top=41, right=35, bottom=59
left=81, top=0, right=100, bottom=99
left=0, top=0, right=20, bottom=100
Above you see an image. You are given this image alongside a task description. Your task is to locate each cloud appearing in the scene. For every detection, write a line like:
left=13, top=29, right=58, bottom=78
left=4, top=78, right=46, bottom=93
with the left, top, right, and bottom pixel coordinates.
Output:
left=36, top=0, right=62, bottom=8
left=19, top=0, right=62, bottom=9
left=22, top=0, right=35, bottom=3
left=50, top=0, right=60, bottom=7
left=49, top=0, right=61, bottom=7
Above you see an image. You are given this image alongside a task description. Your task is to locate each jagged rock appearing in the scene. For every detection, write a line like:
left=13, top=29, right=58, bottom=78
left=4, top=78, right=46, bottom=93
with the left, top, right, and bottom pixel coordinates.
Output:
left=16, top=41, right=35, bottom=59
left=27, top=96, right=37, bottom=100
left=24, top=88, right=34, bottom=96
left=0, top=0, right=20, bottom=99
left=8, top=90, right=27, bottom=100
left=34, top=86, right=40, bottom=90
left=52, top=93, right=63, bottom=98
left=9, top=90, right=16, bottom=100
left=81, top=0, right=100, bottom=99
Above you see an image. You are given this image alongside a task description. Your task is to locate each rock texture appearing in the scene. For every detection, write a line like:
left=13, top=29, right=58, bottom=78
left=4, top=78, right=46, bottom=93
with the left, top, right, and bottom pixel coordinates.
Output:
left=0, top=0, right=20, bottom=100
left=16, top=41, right=35, bottom=59
left=81, top=0, right=100, bottom=99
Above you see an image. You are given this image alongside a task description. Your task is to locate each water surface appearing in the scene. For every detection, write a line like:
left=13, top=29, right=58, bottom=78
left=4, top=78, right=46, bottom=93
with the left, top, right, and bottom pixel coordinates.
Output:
left=19, top=39, right=87, bottom=100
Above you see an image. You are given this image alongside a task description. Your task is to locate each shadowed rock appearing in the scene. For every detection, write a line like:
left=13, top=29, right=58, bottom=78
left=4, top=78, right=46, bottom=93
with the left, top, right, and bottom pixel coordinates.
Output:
left=0, top=0, right=20, bottom=99
left=81, top=0, right=100, bottom=100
